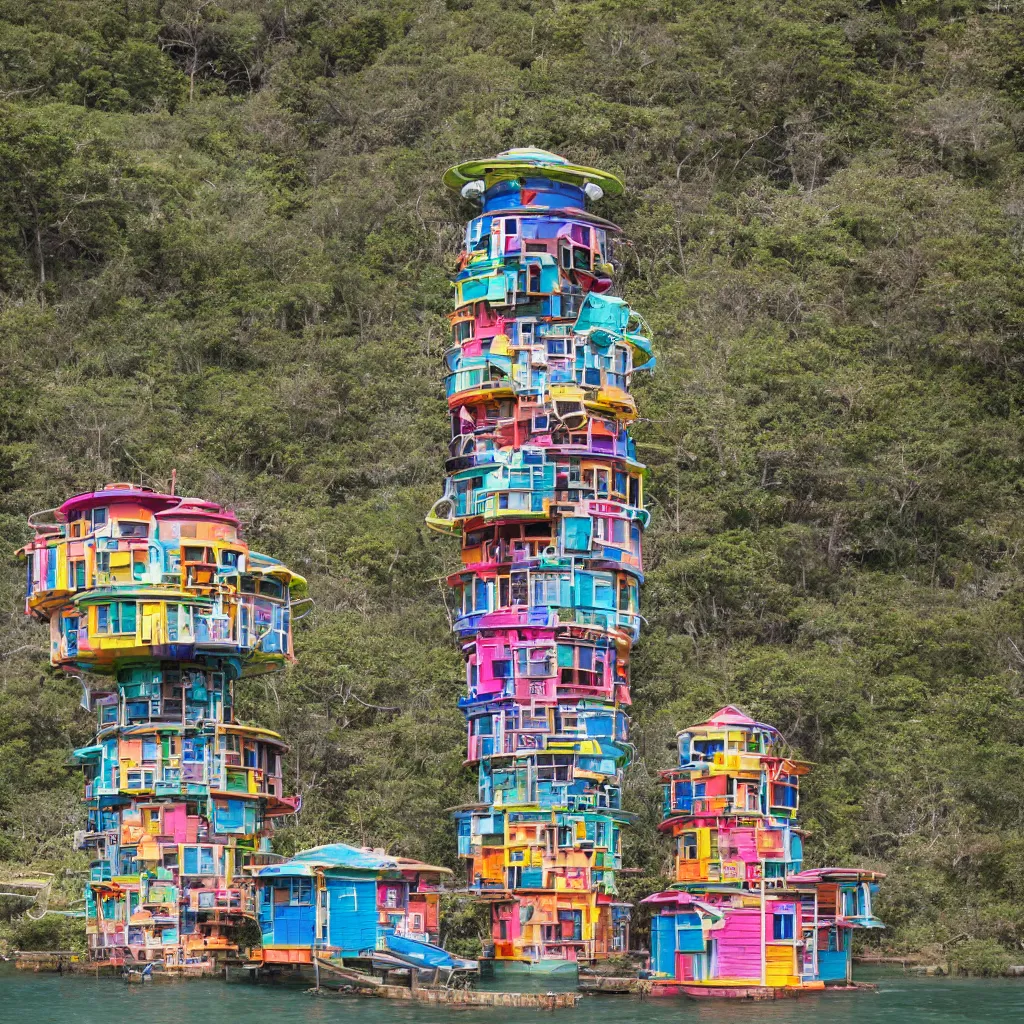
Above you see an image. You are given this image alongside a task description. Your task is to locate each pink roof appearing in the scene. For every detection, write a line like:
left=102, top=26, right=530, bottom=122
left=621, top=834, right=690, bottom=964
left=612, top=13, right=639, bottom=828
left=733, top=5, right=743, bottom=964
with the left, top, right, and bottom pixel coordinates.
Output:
left=56, top=485, right=240, bottom=529
left=704, top=705, right=757, bottom=727
left=640, top=891, right=724, bottom=919
left=58, top=485, right=181, bottom=519
left=155, top=497, right=239, bottom=528
left=789, top=868, right=886, bottom=882
left=641, top=891, right=694, bottom=906
left=691, top=705, right=783, bottom=739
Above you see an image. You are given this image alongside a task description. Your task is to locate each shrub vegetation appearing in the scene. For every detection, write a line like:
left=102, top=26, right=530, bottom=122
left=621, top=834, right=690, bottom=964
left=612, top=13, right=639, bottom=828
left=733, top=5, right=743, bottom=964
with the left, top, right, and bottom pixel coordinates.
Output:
left=1, top=0, right=1023, bottom=956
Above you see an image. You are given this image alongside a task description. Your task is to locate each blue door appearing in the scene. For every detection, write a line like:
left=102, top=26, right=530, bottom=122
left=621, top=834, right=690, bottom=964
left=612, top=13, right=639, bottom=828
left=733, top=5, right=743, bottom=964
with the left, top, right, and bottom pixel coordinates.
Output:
left=652, top=914, right=676, bottom=976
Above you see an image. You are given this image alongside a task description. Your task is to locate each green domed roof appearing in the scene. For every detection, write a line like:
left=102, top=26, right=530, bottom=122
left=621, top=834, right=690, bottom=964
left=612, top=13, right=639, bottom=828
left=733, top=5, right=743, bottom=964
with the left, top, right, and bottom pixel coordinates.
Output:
left=443, top=147, right=623, bottom=196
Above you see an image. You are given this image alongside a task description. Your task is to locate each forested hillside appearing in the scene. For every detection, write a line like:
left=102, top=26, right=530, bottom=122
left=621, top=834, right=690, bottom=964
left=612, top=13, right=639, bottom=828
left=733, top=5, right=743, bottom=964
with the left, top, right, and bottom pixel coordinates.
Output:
left=1, top=0, right=1023, bottom=957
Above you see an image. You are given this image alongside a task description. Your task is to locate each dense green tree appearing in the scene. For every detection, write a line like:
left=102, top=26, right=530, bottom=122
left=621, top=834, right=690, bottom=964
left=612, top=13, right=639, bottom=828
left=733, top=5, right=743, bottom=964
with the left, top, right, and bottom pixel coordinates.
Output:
left=1, top=0, right=1023, bottom=955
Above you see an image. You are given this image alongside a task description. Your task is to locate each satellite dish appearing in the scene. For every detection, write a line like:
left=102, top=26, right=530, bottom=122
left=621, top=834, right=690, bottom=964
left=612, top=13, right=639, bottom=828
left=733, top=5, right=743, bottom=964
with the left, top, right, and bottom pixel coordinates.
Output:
left=584, top=182, right=604, bottom=202
left=461, top=179, right=486, bottom=200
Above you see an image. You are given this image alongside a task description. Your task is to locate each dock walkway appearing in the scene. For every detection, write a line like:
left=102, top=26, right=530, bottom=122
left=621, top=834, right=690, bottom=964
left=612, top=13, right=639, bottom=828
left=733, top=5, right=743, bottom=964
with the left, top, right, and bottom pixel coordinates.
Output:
left=310, top=984, right=581, bottom=1008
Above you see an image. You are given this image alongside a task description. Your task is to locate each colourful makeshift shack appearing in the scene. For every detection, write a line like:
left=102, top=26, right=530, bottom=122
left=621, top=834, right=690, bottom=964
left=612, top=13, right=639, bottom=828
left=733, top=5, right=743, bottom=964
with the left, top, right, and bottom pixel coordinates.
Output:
left=429, top=149, right=653, bottom=974
left=20, top=485, right=306, bottom=967
left=254, top=843, right=475, bottom=973
left=642, top=707, right=884, bottom=997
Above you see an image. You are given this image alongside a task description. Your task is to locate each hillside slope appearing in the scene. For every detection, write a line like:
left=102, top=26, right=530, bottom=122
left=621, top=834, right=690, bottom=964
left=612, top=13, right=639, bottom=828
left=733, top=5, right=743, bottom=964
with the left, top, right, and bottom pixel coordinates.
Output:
left=1, top=0, right=1023, bottom=954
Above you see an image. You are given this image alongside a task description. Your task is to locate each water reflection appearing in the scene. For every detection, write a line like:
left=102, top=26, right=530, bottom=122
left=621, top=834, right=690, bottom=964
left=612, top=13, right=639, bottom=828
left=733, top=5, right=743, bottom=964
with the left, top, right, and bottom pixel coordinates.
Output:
left=1, top=967, right=1021, bottom=1024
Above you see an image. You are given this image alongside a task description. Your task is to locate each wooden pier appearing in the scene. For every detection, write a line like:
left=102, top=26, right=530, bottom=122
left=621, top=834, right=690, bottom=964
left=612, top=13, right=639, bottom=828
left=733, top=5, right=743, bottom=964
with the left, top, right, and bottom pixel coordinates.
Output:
left=649, top=979, right=878, bottom=1000
left=310, top=984, right=581, bottom=1008
left=13, top=951, right=91, bottom=974
left=312, top=956, right=382, bottom=989
left=578, top=973, right=652, bottom=995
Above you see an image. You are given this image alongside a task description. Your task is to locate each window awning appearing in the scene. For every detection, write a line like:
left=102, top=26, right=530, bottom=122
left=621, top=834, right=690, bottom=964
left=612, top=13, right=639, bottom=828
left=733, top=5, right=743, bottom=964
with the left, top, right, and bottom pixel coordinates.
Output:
left=246, top=560, right=308, bottom=593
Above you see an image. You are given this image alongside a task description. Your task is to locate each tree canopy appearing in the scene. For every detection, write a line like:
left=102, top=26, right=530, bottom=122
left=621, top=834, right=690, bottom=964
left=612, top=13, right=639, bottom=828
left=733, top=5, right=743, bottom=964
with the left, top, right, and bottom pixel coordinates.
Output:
left=1, top=0, right=1023, bottom=955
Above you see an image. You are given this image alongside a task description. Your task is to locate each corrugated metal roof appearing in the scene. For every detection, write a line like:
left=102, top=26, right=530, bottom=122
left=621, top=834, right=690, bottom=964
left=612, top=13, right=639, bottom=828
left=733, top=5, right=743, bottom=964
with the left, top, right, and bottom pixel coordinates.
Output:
left=258, top=843, right=398, bottom=877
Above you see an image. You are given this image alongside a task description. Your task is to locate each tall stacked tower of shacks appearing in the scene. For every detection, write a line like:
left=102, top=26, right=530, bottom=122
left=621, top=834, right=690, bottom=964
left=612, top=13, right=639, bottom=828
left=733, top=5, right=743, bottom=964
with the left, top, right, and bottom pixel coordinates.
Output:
left=642, top=706, right=884, bottom=996
left=21, top=485, right=305, bottom=967
left=428, top=149, right=654, bottom=972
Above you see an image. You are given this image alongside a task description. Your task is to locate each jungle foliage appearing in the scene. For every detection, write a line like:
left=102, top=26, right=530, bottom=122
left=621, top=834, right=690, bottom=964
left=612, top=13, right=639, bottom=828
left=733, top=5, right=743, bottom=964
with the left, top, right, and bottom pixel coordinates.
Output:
left=1, top=0, right=1023, bottom=956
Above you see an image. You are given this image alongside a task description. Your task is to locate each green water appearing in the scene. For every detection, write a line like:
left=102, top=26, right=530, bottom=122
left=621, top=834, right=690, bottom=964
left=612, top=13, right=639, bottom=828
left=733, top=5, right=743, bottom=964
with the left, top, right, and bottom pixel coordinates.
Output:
left=0, top=967, right=1020, bottom=1024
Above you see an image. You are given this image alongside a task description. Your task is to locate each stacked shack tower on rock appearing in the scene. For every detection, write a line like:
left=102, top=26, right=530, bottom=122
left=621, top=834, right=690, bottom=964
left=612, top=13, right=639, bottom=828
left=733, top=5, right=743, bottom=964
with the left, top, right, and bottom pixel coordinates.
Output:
left=21, top=485, right=306, bottom=967
left=428, top=149, right=654, bottom=973
left=642, top=706, right=884, bottom=998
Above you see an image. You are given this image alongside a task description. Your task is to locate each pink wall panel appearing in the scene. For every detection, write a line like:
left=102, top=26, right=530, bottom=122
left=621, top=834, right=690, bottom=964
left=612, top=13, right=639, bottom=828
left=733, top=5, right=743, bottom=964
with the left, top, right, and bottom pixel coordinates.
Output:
left=714, top=909, right=762, bottom=979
